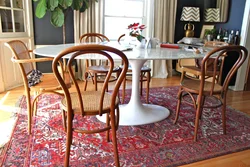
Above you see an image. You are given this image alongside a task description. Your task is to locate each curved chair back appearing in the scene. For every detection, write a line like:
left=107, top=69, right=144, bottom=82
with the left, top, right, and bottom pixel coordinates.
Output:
left=5, top=40, right=34, bottom=76
left=117, top=34, right=125, bottom=43
left=79, top=33, right=110, bottom=43
left=79, top=33, right=110, bottom=67
left=52, top=44, right=128, bottom=115
left=199, top=45, right=248, bottom=95
left=195, top=41, right=229, bottom=84
left=5, top=40, right=35, bottom=93
left=5, top=40, right=68, bottom=135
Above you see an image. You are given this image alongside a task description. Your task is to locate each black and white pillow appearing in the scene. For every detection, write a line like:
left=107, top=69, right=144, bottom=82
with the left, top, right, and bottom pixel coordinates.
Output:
left=27, top=70, right=43, bottom=87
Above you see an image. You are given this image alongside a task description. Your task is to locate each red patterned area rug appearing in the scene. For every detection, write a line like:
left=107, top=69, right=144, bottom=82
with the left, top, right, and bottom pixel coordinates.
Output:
left=1, top=86, right=250, bottom=167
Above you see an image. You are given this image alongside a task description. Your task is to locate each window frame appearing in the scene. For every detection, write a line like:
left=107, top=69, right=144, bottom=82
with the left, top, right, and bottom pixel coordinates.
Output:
left=103, top=0, right=148, bottom=41
left=0, top=0, right=28, bottom=38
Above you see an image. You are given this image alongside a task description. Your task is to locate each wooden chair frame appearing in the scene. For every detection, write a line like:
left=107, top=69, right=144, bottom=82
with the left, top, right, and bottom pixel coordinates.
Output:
left=174, top=45, right=248, bottom=141
left=79, top=33, right=121, bottom=91
left=178, top=41, right=229, bottom=84
left=5, top=40, right=70, bottom=134
left=52, top=44, right=129, bottom=167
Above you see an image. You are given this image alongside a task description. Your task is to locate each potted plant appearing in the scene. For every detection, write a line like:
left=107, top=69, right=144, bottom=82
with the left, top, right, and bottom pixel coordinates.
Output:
left=204, top=28, right=216, bottom=41
left=33, top=0, right=98, bottom=44
left=33, top=0, right=98, bottom=69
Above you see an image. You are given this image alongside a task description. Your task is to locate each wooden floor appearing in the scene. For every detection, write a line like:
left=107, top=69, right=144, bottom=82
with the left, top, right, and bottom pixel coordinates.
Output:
left=0, top=76, right=250, bottom=166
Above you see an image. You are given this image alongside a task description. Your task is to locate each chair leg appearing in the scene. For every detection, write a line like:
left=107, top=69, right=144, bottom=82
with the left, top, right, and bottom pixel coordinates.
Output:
left=194, top=95, right=203, bottom=142
left=84, top=72, right=88, bottom=91
left=146, top=71, right=150, bottom=104
left=26, top=92, right=32, bottom=134
left=222, top=97, right=227, bottom=134
left=198, top=96, right=205, bottom=119
left=64, top=111, right=73, bottom=167
left=106, top=113, right=111, bottom=142
left=94, top=73, right=97, bottom=91
left=110, top=109, right=120, bottom=167
left=32, top=91, right=38, bottom=116
left=174, top=87, right=183, bottom=124
left=62, top=109, right=67, bottom=132
left=89, top=72, right=94, bottom=84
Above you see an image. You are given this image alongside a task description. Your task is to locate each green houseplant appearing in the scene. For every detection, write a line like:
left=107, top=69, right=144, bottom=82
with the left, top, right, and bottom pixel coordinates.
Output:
left=33, top=0, right=97, bottom=44
left=204, top=28, right=216, bottom=41
left=33, top=0, right=97, bottom=69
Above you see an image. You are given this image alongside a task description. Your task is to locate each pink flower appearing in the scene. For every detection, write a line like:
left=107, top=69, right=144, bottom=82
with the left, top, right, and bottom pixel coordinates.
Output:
left=139, top=25, right=146, bottom=30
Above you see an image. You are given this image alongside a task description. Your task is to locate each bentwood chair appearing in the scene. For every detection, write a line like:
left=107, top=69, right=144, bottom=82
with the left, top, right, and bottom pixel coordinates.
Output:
left=79, top=33, right=121, bottom=91
left=179, top=41, right=229, bottom=84
left=118, top=34, right=151, bottom=103
left=174, top=45, right=248, bottom=141
left=52, top=44, right=128, bottom=167
left=5, top=40, right=71, bottom=134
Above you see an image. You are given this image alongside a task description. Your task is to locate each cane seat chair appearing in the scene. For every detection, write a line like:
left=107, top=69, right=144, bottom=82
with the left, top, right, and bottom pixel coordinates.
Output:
left=118, top=34, right=151, bottom=103
left=179, top=41, right=229, bottom=84
left=79, top=33, right=121, bottom=91
left=5, top=40, right=71, bottom=134
left=52, top=44, right=128, bottom=167
left=174, top=45, right=248, bottom=141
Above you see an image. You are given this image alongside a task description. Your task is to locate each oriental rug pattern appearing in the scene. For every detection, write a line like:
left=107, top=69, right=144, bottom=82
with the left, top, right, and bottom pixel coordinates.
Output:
left=1, top=86, right=250, bottom=167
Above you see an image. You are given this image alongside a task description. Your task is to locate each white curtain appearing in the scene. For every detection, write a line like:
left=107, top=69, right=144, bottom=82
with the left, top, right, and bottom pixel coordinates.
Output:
left=217, top=0, right=229, bottom=22
left=73, top=0, right=103, bottom=80
left=73, top=0, right=177, bottom=79
left=152, top=0, right=177, bottom=78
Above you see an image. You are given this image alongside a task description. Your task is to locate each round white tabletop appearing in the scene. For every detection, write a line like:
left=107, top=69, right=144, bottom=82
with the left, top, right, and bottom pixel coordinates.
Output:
left=34, top=42, right=206, bottom=126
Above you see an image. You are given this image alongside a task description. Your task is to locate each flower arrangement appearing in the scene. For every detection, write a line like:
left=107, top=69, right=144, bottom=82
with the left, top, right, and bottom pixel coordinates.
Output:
left=127, top=23, right=146, bottom=42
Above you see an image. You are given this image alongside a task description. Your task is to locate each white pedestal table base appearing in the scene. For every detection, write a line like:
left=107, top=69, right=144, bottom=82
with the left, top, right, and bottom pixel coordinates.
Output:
left=97, top=59, right=170, bottom=125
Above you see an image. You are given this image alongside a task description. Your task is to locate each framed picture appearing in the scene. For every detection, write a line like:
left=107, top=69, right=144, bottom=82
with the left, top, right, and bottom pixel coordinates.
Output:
left=200, top=25, right=215, bottom=39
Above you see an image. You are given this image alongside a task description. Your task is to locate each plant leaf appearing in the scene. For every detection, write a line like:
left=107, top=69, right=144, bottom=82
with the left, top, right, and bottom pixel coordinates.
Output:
left=51, top=7, right=64, bottom=27
left=137, top=35, right=144, bottom=42
left=48, top=0, right=59, bottom=11
left=80, top=0, right=89, bottom=12
left=59, top=0, right=73, bottom=9
left=35, top=0, right=47, bottom=18
left=71, top=0, right=83, bottom=10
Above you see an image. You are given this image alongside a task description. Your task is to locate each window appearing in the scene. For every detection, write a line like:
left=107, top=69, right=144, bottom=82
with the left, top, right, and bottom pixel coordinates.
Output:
left=104, top=0, right=146, bottom=41
left=0, top=0, right=26, bottom=36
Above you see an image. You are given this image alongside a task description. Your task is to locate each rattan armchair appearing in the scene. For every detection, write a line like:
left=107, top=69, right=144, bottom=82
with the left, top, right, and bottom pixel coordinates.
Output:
left=52, top=44, right=128, bottom=167
left=79, top=33, right=121, bottom=91
left=118, top=34, right=151, bottom=103
left=174, top=45, right=248, bottom=141
left=5, top=40, right=71, bottom=134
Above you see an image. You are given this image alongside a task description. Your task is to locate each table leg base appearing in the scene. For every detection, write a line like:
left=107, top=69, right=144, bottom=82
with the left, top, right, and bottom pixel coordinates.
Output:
left=96, top=104, right=170, bottom=126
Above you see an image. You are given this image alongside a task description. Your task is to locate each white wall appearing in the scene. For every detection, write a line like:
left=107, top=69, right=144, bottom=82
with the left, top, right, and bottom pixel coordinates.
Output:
left=230, top=0, right=250, bottom=91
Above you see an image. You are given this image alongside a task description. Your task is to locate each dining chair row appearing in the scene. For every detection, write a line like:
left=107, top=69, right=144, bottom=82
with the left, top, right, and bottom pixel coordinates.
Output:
left=175, top=43, right=248, bottom=141
left=5, top=40, right=129, bottom=167
left=5, top=39, right=248, bottom=166
left=79, top=32, right=151, bottom=104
